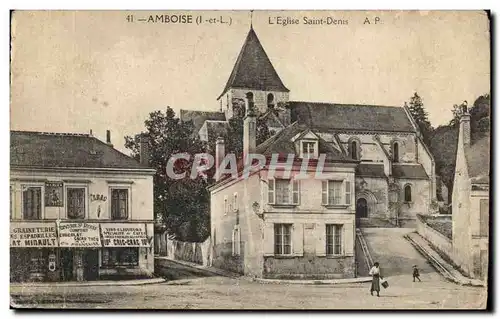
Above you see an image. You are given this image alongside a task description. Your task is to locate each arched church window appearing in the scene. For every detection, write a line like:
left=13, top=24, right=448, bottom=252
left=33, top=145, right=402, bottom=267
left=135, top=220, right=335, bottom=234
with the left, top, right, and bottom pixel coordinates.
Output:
left=246, top=92, right=254, bottom=115
left=393, top=142, right=399, bottom=163
left=404, top=184, right=412, bottom=202
left=267, top=93, right=275, bottom=109
left=351, top=141, right=358, bottom=160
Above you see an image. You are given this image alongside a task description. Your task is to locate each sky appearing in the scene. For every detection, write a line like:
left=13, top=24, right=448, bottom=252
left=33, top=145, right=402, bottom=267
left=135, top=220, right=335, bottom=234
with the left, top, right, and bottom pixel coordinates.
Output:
left=10, top=10, right=490, bottom=153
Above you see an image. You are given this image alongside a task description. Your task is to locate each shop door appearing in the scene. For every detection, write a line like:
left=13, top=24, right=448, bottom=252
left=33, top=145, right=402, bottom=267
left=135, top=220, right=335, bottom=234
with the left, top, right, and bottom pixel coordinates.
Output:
left=83, top=249, right=99, bottom=281
left=60, top=249, right=73, bottom=281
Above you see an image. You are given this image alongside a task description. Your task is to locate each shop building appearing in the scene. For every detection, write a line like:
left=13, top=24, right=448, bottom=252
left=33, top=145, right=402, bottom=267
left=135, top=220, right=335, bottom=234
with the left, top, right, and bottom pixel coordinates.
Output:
left=10, top=130, right=155, bottom=282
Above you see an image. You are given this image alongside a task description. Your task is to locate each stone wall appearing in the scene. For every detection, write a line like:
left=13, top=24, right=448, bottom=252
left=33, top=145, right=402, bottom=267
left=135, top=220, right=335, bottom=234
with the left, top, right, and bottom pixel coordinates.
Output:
left=263, top=255, right=355, bottom=279
left=416, top=214, right=453, bottom=258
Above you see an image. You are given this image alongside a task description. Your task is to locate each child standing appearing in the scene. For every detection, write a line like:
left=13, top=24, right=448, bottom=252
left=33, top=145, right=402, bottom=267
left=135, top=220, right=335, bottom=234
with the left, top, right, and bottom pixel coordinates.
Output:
left=413, top=265, right=421, bottom=282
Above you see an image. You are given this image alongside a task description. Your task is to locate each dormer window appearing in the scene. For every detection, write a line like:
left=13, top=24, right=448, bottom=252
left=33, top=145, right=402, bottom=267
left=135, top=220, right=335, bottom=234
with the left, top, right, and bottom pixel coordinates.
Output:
left=301, top=141, right=318, bottom=159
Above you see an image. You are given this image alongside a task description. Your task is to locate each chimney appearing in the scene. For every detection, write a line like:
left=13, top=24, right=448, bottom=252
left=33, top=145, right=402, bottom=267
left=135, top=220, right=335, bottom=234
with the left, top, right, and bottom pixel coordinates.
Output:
left=215, top=136, right=225, bottom=170
left=459, top=101, right=470, bottom=147
left=106, top=130, right=113, bottom=147
left=89, top=129, right=93, bottom=137
left=243, top=98, right=256, bottom=161
left=139, top=134, right=150, bottom=166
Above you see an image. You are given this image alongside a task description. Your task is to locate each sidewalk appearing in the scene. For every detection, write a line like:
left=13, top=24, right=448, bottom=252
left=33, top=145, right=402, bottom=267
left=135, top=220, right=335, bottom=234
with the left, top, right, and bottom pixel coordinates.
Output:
left=254, top=276, right=372, bottom=285
left=405, top=232, right=484, bottom=287
left=156, top=257, right=372, bottom=285
left=10, top=277, right=165, bottom=289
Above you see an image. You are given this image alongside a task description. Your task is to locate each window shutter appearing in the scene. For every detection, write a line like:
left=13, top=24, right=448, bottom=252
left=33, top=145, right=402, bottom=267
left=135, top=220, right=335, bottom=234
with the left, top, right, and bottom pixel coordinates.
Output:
left=292, top=180, right=300, bottom=205
left=263, top=222, right=275, bottom=256
left=315, top=223, right=326, bottom=256
left=268, top=180, right=275, bottom=204
left=345, top=181, right=351, bottom=205
left=292, top=223, right=304, bottom=256
left=343, top=222, right=354, bottom=256
left=321, top=181, right=328, bottom=205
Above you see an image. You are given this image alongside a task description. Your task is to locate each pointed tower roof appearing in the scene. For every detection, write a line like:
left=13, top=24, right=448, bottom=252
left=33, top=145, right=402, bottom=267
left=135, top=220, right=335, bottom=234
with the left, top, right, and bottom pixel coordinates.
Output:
left=218, top=27, right=289, bottom=100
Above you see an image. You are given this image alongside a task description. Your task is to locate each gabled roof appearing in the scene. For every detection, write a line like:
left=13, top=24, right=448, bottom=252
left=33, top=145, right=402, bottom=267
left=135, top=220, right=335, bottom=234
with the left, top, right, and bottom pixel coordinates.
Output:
left=218, top=27, right=289, bottom=99
left=465, top=134, right=490, bottom=184
left=255, top=122, right=354, bottom=162
left=260, top=110, right=285, bottom=128
left=179, top=109, right=226, bottom=135
left=289, top=101, right=415, bottom=132
left=10, top=131, right=149, bottom=170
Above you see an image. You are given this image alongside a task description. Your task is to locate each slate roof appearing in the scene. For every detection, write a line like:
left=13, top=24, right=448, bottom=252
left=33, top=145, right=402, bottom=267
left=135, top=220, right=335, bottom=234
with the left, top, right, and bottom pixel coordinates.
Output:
left=10, top=131, right=149, bottom=170
left=465, top=134, right=490, bottom=184
left=179, top=110, right=226, bottom=134
left=255, top=122, right=354, bottom=162
left=356, top=163, right=429, bottom=179
left=289, top=101, right=415, bottom=132
left=392, top=164, right=429, bottom=179
left=218, top=27, right=289, bottom=99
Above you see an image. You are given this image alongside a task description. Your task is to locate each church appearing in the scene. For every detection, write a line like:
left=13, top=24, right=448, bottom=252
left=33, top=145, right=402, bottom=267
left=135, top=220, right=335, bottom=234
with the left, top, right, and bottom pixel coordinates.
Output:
left=181, top=26, right=437, bottom=278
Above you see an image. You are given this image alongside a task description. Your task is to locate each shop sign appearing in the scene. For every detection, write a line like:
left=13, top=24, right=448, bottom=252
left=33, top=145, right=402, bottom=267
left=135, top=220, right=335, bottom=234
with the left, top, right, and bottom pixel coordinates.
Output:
left=10, top=222, right=58, bottom=247
left=58, top=222, right=101, bottom=247
left=45, top=182, right=64, bottom=207
left=101, top=223, right=149, bottom=247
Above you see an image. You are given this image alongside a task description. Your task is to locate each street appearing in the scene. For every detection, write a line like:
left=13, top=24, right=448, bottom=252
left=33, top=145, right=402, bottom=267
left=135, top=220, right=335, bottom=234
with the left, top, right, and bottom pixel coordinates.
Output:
left=11, top=274, right=486, bottom=309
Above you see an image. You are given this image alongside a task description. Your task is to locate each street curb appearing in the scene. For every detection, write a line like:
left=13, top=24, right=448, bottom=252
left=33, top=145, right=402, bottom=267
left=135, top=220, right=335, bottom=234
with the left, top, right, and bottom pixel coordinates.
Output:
left=253, top=277, right=372, bottom=285
left=9, top=277, right=166, bottom=288
left=404, top=234, right=485, bottom=288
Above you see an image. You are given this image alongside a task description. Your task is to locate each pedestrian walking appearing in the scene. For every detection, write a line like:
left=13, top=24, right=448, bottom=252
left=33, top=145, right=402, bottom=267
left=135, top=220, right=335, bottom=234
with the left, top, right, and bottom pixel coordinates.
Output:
left=369, top=262, right=382, bottom=297
left=413, top=265, right=421, bottom=282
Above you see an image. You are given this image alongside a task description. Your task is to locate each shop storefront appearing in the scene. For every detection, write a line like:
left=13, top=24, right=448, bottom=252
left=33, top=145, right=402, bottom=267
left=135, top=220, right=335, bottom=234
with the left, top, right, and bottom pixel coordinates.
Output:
left=10, top=221, right=152, bottom=282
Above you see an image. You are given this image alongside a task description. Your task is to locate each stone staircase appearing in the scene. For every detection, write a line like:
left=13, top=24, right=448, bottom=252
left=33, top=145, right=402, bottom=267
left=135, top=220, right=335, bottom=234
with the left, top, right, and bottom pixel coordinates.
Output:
left=355, top=229, right=373, bottom=277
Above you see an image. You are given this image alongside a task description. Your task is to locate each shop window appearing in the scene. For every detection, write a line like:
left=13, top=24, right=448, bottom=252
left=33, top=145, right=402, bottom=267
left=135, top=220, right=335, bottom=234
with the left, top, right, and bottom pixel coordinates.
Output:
left=111, top=189, right=129, bottom=220
left=102, top=248, right=139, bottom=267
left=326, top=224, right=343, bottom=256
left=67, top=188, right=85, bottom=219
left=274, top=224, right=292, bottom=255
left=22, top=186, right=42, bottom=220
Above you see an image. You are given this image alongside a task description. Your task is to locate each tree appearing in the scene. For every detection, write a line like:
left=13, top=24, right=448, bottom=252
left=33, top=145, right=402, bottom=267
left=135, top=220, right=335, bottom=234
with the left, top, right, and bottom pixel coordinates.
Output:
left=124, top=107, right=210, bottom=242
left=429, top=93, right=490, bottom=204
left=207, top=98, right=271, bottom=159
left=406, top=92, right=433, bottom=145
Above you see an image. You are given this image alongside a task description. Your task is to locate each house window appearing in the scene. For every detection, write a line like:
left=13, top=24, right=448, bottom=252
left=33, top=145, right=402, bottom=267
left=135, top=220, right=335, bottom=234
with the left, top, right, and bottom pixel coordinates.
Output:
left=301, top=141, right=317, bottom=158
left=22, top=186, right=42, bottom=220
left=102, top=248, right=138, bottom=267
left=67, top=188, right=85, bottom=219
left=322, top=180, right=348, bottom=206
left=232, top=226, right=241, bottom=256
left=274, top=224, right=292, bottom=255
left=326, top=224, right=343, bottom=255
left=393, top=142, right=399, bottom=163
left=404, top=185, right=412, bottom=202
left=268, top=179, right=299, bottom=205
left=111, top=189, right=129, bottom=220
